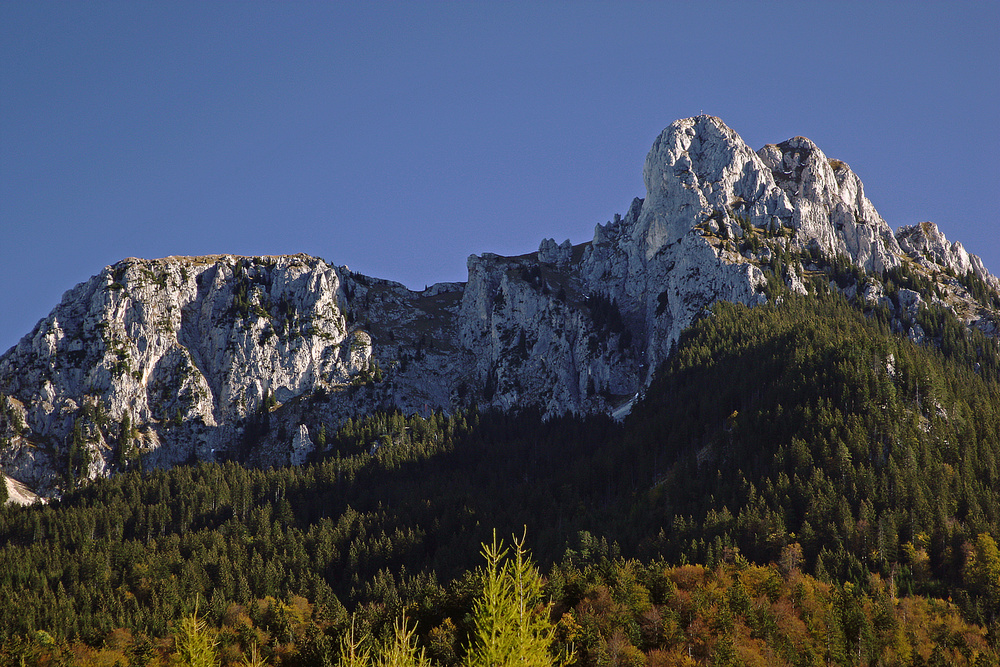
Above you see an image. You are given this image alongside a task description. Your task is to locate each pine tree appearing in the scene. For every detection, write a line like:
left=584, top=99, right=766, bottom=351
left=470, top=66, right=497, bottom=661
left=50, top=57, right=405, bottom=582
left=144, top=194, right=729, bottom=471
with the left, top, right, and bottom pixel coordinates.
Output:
left=375, top=615, right=431, bottom=667
left=174, top=602, right=218, bottom=667
left=337, top=617, right=371, bottom=667
left=467, top=531, right=562, bottom=667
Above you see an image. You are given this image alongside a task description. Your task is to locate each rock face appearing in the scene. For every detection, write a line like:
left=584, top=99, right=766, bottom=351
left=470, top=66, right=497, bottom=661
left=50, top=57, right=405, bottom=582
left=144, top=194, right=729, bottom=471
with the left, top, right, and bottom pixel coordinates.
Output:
left=0, top=255, right=363, bottom=492
left=756, top=136, right=901, bottom=272
left=2, top=115, right=998, bottom=497
left=897, top=221, right=999, bottom=290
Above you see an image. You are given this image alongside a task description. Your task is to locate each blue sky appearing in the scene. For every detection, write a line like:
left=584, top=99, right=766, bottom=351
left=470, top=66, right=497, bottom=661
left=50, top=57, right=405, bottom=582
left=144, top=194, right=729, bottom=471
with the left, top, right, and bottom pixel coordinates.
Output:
left=2, top=2, right=998, bottom=353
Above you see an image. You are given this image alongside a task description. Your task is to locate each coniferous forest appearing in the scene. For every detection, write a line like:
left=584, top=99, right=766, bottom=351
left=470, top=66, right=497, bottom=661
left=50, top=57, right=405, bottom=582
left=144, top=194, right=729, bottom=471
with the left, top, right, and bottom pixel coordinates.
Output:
left=2, top=292, right=1000, bottom=665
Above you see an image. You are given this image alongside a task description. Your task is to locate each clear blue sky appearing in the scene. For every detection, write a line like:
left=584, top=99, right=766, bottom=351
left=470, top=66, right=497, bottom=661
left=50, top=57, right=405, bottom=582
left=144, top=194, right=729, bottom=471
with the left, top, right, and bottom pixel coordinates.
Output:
left=2, top=2, right=998, bottom=353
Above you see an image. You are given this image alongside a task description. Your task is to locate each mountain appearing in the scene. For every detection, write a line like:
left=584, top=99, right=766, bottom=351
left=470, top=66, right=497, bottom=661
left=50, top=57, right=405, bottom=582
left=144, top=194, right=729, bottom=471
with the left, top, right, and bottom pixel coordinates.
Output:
left=2, top=116, right=1000, bottom=663
left=2, top=115, right=998, bottom=497
left=1, top=293, right=999, bottom=664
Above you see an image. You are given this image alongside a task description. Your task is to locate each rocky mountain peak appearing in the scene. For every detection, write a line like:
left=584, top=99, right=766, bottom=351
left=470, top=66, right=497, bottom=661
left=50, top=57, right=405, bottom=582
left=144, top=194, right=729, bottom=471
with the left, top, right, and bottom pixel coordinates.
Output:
left=638, top=115, right=780, bottom=258
left=2, top=116, right=998, bottom=499
left=636, top=116, right=901, bottom=274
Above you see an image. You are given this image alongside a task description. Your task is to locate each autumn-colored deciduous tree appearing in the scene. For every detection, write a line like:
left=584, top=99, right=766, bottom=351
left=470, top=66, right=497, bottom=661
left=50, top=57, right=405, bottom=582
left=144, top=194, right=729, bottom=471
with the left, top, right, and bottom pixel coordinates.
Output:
left=965, top=533, right=1000, bottom=618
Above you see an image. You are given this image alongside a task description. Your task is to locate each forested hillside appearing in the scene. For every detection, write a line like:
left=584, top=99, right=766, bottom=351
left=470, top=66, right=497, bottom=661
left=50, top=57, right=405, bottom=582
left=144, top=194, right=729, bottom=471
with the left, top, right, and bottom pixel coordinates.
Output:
left=2, top=292, right=999, bottom=665
left=626, top=293, right=1000, bottom=597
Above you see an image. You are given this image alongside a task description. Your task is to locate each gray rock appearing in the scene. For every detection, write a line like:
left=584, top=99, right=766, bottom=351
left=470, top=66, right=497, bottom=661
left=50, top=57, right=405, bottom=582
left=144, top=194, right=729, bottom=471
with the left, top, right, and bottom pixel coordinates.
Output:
left=897, top=221, right=999, bottom=292
left=422, top=282, right=464, bottom=297
left=290, top=424, right=313, bottom=466
left=897, top=288, right=924, bottom=317
left=538, top=238, right=574, bottom=267
left=758, top=138, right=900, bottom=273
left=0, top=254, right=365, bottom=490
left=861, top=282, right=888, bottom=308
left=909, top=323, right=927, bottom=344
left=786, top=267, right=809, bottom=296
left=2, top=115, right=997, bottom=496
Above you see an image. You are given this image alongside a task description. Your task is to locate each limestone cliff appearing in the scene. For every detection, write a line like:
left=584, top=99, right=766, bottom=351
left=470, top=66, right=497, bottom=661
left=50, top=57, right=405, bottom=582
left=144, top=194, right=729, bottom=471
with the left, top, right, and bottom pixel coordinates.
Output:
left=2, top=116, right=997, bottom=498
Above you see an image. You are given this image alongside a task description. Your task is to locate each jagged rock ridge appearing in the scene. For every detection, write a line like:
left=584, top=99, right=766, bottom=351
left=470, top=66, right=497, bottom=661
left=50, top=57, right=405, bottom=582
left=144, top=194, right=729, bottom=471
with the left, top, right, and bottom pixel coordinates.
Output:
left=2, top=115, right=998, bottom=497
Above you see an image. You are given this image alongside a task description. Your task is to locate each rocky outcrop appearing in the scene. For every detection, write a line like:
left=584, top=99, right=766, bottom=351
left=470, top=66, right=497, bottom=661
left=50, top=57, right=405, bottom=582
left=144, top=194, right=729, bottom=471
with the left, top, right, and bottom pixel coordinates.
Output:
left=459, top=249, right=639, bottom=416
left=538, top=238, right=573, bottom=267
left=757, top=137, right=901, bottom=272
left=2, top=115, right=997, bottom=496
left=3, top=474, right=40, bottom=506
left=897, top=221, right=999, bottom=290
left=0, top=254, right=367, bottom=492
